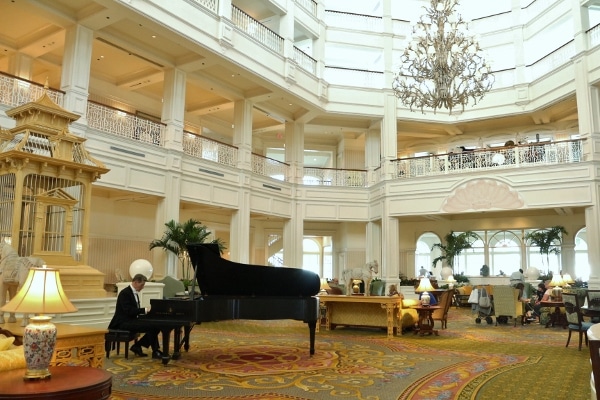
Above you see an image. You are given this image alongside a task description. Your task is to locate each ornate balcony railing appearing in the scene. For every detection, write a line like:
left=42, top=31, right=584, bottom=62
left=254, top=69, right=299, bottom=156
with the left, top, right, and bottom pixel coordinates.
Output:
left=303, top=167, right=367, bottom=187
left=252, top=153, right=289, bottom=181
left=392, top=139, right=584, bottom=179
left=324, top=66, right=384, bottom=88
left=296, top=0, right=317, bottom=16
left=324, top=10, right=383, bottom=32
left=293, top=46, right=317, bottom=75
left=191, top=0, right=217, bottom=13
left=231, top=5, right=284, bottom=54
left=588, top=22, right=600, bottom=48
left=86, top=101, right=165, bottom=146
left=183, top=132, right=238, bottom=167
left=0, top=72, right=64, bottom=108
left=527, top=40, right=575, bottom=82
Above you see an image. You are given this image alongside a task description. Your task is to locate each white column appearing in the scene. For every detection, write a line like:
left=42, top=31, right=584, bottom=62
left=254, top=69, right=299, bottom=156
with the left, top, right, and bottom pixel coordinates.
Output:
left=60, top=24, right=93, bottom=127
left=7, top=53, right=32, bottom=80
left=381, top=93, right=398, bottom=179
left=366, top=221, right=382, bottom=271
left=586, top=195, right=600, bottom=289
left=230, top=186, right=251, bottom=263
left=283, top=202, right=303, bottom=269
left=161, top=68, right=186, bottom=151
left=230, top=100, right=253, bottom=262
left=285, top=121, right=304, bottom=184
left=382, top=216, right=399, bottom=283
left=233, top=99, right=253, bottom=172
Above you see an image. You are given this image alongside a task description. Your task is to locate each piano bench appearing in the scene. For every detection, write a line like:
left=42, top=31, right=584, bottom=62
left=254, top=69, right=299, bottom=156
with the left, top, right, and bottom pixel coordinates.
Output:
left=105, top=329, right=139, bottom=359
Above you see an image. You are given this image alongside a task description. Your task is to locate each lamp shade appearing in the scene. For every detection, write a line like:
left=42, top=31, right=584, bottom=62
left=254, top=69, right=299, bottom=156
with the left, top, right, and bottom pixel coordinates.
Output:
left=0, top=266, right=77, bottom=314
left=549, top=275, right=565, bottom=288
left=320, top=278, right=331, bottom=292
left=416, top=277, right=435, bottom=293
left=562, top=273, right=575, bottom=284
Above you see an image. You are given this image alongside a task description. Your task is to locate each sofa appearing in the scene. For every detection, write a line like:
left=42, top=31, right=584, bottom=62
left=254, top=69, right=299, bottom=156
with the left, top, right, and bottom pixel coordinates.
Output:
left=0, top=329, right=25, bottom=372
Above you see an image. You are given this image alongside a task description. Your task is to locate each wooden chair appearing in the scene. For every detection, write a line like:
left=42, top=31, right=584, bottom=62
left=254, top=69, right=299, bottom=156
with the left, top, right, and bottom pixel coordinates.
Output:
left=492, top=285, right=524, bottom=327
left=563, top=292, right=594, bottom=350
left=431, top=290, right=453, bottom=329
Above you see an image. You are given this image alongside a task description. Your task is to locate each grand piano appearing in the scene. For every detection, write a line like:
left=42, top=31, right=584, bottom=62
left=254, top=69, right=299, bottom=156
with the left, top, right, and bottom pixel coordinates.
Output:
left=141, top=243, right=321, bottom=364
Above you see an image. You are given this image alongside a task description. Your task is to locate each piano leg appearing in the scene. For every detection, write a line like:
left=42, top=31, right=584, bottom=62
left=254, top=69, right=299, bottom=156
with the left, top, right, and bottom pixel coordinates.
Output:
left=159, top=327, right=173, bottom=365
left=308, top=320, right=316, bottom=356
left=171, top=326, right=183, bottom=360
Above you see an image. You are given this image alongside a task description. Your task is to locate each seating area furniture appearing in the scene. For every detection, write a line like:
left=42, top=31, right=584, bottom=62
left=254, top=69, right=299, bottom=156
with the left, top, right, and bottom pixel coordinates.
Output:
left=0, top=328, right=25, bottom=372
left=587, top=323, right=600, bottom=399
left=563, top=292, right=594, bottom=350
left=492, top=285, right=524, bottom=327
left=104, top=329, right=139, bottom=359
left=453, top=285, right=473, bottom=308
left=157, top=275, right=186, bottom=298
left=431, top=290, right=453, bottom=329
left=414, top=305, right=440, bottom=336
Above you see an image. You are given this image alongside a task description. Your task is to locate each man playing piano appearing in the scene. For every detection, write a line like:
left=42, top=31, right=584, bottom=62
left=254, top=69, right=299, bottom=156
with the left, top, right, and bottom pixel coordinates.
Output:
left=109, top=273, right=162, bottom=359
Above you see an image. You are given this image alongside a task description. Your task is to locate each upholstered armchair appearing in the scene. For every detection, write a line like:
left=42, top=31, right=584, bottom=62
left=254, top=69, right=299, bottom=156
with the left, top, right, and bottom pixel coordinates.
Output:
left=431, top=290, right=453, bottom=329
left=492, top=285, right=524, bottom=326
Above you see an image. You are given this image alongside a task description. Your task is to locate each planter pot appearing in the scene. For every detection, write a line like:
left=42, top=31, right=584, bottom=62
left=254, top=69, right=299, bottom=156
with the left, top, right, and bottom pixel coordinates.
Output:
left=370, top=280, right=385, bottom=296
left=440, top=266, right=453, bottom=281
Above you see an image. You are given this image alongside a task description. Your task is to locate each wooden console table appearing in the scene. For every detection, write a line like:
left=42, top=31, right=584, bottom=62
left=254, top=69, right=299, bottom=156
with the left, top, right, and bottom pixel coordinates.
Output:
left=0, top=366, right=111, bottom=399
left=1, top=320, right=106, bottom=368
left=318, top=295, right=404, bottom=338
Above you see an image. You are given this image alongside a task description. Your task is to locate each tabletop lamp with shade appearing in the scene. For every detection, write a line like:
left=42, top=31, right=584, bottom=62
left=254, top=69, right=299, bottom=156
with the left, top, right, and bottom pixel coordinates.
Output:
left=549, top=274, right=566, bottom=302
left=0, top=266, right=77, bottom=380
left=446, top=275, right=457, bottom=289
left=561, top=273, right=575, bottom=287
left=319, top=278, right=331, bottom=294
left=416, top=277, right=435, bottom=306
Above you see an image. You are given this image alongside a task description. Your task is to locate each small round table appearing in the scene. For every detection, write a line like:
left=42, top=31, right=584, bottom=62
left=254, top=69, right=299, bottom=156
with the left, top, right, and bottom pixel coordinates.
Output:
left=414, top=305, right=440, bottom=336
left=0, top=366, right=112, bottom=400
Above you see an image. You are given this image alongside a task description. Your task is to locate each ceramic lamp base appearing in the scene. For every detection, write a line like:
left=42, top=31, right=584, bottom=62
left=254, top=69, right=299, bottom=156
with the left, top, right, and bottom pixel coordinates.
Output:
left=23, top=315, right=56, bottom=380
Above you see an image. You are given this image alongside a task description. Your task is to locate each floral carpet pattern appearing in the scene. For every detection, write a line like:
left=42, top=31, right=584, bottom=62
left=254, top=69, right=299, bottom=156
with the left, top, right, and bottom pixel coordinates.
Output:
left=107, top=307, right=591, bottom=400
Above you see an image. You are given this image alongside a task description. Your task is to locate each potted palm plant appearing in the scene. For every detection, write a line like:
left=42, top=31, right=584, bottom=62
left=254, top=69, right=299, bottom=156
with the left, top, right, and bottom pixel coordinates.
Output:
left=524, top=226, right=567, bottom=270
left=431, top=231, right=479, bottom=277
left=149, top=218, right=226, bottom=289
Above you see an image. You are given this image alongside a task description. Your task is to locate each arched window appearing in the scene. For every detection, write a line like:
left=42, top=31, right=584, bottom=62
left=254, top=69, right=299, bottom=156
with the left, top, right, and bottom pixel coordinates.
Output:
left=489, top=231, right=521, bottom=276
left=303, top=238, right=321, bottom=276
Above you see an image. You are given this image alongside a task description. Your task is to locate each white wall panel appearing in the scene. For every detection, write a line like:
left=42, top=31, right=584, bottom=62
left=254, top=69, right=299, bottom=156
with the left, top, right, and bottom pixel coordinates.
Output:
left=128, top=167, right=166, bottom=194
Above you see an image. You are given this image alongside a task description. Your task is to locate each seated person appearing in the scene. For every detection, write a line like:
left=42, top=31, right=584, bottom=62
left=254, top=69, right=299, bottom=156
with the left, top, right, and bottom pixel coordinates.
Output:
left=531, top=282, right=552, bottom=320
left=108, top=274, right=162, bottom=359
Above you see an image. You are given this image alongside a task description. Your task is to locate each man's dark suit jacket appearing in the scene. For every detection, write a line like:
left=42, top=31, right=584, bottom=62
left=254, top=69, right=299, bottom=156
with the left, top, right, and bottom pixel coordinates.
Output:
left=109, top=285, right=146, bottom=329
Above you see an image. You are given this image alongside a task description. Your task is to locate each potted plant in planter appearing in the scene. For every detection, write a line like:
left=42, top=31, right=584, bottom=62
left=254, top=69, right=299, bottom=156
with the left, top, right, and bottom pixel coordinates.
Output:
left=524, top=226, right=567, bottom=270
left=149, top=218, right=226, bottom=289
left=431, top=230, right=478, bottom=277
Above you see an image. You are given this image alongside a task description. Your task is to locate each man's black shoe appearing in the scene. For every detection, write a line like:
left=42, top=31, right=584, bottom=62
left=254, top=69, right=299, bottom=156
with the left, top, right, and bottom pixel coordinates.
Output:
left=130, top=345, right=147, bottom=357
left=152, top=350, right=163, bottom=360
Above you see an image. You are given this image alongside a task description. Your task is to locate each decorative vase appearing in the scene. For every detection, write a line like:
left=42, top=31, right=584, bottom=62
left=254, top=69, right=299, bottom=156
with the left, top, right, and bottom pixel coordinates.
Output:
left=23, top=315, right=56, bottom=379
left=440, top=266, right=453, bottom=281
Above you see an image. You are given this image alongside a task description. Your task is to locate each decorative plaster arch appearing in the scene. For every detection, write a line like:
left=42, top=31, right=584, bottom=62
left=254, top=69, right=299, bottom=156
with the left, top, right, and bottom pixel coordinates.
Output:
left=441, top=179, right=524, bottom=213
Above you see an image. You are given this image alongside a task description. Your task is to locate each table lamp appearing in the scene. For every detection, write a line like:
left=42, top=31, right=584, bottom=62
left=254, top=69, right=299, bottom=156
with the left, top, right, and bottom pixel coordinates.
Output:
left=561, top=273, right=575, bottom=287
left=416, top=277, right=435, bottom=306
left=319, top=278, right=331, bottom=294
left=446, top=275, right=457, bottom=289
left=549, top=274, right=565, bottom=302
left=0, top=266, right=77, bottom=380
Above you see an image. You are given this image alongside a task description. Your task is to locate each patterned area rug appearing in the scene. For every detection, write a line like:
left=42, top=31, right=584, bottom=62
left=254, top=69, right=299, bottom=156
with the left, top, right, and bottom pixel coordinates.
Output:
left=107, top=307, right=591, bottom=400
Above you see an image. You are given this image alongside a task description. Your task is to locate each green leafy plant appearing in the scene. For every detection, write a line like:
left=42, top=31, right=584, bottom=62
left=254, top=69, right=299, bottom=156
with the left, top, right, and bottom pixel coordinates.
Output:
left=149, top=218, right=226, bottom=285
left=431, top=231, right=479, bottom=270
left=524, top=226, right=567, bottom=269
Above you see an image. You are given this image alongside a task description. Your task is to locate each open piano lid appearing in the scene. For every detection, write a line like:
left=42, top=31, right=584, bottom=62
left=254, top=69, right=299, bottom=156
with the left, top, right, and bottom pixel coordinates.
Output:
left=186, top=243, right=321, bottom=297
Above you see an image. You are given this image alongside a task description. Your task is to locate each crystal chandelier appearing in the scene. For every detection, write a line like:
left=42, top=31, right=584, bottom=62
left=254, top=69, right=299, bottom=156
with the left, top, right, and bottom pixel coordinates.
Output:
left=392, top=0, right=494, bottom=115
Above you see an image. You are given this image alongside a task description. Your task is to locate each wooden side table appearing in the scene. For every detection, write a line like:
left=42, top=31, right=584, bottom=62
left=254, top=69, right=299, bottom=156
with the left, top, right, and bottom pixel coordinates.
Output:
left=0, top=366, right=111, bottom=399
left=540, top=301, right=567, bottom=328
left=414, top=305, right=440, bottom=336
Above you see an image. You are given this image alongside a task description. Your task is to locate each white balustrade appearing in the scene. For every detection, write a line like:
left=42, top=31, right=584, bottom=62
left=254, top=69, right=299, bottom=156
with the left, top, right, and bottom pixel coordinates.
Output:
left=183, top=133, right=237, bottom=167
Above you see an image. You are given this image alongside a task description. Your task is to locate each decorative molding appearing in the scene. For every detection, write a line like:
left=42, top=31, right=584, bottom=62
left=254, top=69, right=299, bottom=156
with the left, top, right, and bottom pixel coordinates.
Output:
left=441, top=179, right=524, bottom=212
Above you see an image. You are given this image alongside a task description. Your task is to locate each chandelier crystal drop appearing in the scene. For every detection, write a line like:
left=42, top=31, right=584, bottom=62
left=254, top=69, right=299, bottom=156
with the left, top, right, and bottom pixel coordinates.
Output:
left=392, top=0, right=494, bottom=115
